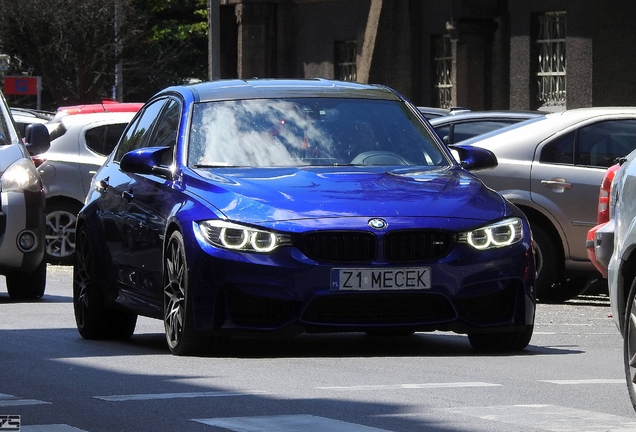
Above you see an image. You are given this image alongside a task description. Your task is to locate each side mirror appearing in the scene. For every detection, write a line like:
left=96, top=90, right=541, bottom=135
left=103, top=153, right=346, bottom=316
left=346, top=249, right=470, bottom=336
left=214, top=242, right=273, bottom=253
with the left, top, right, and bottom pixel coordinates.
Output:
left=450, top=144, right=498, bottom=171
left=24, top=123, right=50, bottom=156
left=120, top=146, right=173, bottom=178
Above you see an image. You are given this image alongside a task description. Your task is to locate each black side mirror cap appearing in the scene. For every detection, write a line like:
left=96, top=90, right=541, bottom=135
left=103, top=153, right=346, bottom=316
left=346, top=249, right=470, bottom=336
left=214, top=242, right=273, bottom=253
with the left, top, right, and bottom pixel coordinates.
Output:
left=24, top=123, right=50, bottom=156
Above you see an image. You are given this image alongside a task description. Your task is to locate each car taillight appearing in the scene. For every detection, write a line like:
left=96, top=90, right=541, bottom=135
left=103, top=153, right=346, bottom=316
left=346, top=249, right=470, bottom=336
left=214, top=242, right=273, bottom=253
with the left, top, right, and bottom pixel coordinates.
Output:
left=597, top=164, right=619, bottom=224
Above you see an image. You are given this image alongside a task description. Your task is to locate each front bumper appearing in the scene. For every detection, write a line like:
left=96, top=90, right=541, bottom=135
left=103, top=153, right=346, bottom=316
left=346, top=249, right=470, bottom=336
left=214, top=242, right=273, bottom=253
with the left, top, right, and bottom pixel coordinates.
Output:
left=184, top=226, right=536, bottom=336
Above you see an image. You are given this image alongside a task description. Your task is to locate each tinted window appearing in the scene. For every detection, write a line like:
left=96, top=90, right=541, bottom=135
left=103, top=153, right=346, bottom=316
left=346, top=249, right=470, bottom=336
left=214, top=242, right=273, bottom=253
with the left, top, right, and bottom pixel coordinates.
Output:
left=540, top=132, right=574, bottom=164
left=434, top=125, right=451, bottom=144
left=452, top=120, right=518, bottom=143
left=151, top=99, right=180, bottom=165
left=152, top=100, right=180, bottom=149
left=85, top=123, right=128, bottom=156
left=576, top=120, right=636, bottom=168
left=114, top=99, right=168, bottom=161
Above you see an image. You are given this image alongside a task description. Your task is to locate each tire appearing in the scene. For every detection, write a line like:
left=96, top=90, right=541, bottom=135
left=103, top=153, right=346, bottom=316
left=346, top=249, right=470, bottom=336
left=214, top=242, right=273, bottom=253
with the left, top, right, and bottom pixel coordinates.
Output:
left=467, top=326, right=534, bottom=353
left=164, top=231, right=209, bottom=356
left=623, top=278, right=636, bottom=411
left=6, top=260, right=46, bottom=301
left=531, top=222, right=584, bottom=303
left=73, top=225, right=137, bottom=339
left=45, top=200, right=82, bottom=265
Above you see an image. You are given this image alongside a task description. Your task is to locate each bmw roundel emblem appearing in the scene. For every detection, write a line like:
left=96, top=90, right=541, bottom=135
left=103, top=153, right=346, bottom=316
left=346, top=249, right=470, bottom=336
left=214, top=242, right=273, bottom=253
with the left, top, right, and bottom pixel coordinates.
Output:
left=368, top=218, right=388, bottom=230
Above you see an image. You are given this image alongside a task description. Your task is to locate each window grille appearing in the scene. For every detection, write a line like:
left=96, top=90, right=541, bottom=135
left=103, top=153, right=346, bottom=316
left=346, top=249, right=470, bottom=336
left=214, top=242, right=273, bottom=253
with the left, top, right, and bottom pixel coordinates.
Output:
left=433, top=35, right=453, bottom=109
left=335, top=41, right=357, bottom=82
left=537, top=12, right=566, bottom=107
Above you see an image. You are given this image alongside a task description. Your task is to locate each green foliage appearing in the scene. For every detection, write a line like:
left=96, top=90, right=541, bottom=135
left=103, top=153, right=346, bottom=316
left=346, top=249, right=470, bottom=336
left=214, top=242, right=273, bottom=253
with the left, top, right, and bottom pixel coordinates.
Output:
left=0, top=0, right=210, bottom=107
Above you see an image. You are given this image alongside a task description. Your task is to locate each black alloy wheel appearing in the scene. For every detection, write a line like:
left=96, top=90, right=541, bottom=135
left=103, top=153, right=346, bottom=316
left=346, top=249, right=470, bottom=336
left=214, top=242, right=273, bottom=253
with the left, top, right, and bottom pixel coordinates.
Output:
left=164, top=231, right=208, bottom=356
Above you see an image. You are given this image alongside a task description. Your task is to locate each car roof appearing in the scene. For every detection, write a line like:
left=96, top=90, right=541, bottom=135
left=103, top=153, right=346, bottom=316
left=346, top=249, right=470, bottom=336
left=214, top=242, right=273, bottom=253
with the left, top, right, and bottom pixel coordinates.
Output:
left=56, top=101, right=143, bottom=115
left=158, top=78, right=404, bottom=103
left=458, top=107, right=636, bottom=147
left=53, top=111, right=137, bottom=127
left=46, top=111, right=137, bottom=141
left=429, top=110, right=544, bottom=126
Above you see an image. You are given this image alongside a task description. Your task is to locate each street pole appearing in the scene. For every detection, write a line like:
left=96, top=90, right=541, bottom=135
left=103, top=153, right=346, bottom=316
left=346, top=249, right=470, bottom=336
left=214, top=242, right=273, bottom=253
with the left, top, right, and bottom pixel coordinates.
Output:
left=208, top=0, right=221, bottom=81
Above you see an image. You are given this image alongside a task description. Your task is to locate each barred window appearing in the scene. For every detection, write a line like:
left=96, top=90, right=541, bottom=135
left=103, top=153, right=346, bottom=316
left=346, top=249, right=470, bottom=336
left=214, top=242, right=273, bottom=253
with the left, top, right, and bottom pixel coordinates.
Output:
left=433, top=35, right=453, bottom=109
left=537, top=12, right=566, bottom=108
left=335, top=41, right=357, bottom=82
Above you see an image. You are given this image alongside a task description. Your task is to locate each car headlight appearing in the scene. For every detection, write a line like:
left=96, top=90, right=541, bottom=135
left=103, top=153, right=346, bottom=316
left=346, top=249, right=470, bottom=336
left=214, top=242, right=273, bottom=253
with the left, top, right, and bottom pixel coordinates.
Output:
left=458, top=217, right=523, bottom=250
left=199, top=220, right=292, bottom=253
left=1, top=158, right=41, bottom=192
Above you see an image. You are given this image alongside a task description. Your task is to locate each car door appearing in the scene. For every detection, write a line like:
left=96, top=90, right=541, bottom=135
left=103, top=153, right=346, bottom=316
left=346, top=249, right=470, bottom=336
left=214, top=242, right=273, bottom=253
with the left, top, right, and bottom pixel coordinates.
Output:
left=101, top=99, right=169, bottom=289
left=120, top=98, right=180, bottom=300
left=530, top=119, right=636, bottom=262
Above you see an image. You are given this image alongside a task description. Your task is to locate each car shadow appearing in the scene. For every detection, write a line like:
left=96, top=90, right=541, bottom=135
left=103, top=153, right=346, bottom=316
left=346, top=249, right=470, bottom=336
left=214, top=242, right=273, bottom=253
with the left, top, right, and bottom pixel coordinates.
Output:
left=122, top=330, right=582, bottom=359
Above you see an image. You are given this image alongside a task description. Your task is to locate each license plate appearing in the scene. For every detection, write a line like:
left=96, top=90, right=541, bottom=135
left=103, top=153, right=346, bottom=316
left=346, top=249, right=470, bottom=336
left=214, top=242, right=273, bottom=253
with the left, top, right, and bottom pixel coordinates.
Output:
left=331, top=267, right=431, bottom=291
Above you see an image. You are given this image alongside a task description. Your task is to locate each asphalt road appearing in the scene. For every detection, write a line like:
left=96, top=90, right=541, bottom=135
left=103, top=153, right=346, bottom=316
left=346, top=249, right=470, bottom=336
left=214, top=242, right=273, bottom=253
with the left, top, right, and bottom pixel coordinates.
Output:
left=1, top=266, right=635, bottom=432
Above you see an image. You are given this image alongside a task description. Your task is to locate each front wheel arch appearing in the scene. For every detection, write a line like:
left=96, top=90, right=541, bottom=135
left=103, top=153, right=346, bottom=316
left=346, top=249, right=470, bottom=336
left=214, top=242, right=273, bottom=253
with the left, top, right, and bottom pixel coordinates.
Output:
left=618, top=250, right=636, bottom=334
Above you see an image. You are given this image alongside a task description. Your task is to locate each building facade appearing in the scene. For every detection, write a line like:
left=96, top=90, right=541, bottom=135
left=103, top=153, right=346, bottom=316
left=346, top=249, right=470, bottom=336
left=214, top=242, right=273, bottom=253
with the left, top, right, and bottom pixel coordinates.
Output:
left=218, top=0, right=636, bottom=111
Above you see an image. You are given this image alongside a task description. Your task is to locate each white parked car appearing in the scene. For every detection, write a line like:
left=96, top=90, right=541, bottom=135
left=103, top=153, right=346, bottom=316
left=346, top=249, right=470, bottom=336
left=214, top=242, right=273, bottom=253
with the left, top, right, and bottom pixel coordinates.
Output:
left=458, top=107, right=636, bottom=303
left=600, top=149, right=636, bottom=410
left=33, top=111, right=137, bottom=264
left=0, top=91, right=51, bottom=299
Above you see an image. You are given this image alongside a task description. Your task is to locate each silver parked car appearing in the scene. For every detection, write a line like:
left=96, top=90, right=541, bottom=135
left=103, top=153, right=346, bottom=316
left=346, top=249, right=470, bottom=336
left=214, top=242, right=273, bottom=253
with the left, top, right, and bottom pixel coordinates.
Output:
left=599, top=149, right=636, bottom=410
left=0, top=90, right=51, bottom=299
left=429, top=110, right=544, bottom=144
left=457, top=107, right=636, bottom=302
left=34, top=111, right=137, bottom=264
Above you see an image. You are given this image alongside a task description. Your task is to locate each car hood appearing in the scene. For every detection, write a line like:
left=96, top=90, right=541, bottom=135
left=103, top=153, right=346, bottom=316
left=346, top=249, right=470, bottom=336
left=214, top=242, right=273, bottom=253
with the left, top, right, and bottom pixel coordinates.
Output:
left=189, top=166, right=508, bottom=228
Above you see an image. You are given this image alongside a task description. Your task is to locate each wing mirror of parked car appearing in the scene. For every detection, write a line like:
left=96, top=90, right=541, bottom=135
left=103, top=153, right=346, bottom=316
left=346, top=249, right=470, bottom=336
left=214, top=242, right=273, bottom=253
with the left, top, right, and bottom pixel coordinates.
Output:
left=120, top=146, right=173, bottom=178
left=24, top=123, right=51, bottom=156
left=449, top=144, right=498, bottom=171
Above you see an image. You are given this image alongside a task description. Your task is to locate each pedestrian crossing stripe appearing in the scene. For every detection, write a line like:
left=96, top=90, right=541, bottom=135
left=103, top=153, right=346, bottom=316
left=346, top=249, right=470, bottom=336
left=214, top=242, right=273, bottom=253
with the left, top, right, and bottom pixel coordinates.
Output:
left=0, top=393, right=50, bottom=407
left=94, top=389, right=269, bottom=402
left=441, top=404, right=636, bottom=431
left=193, top=415, right=391, bottom=432
left=22, top=425, right=87, bottom=432
left=316, top=382, right=501, bottom=391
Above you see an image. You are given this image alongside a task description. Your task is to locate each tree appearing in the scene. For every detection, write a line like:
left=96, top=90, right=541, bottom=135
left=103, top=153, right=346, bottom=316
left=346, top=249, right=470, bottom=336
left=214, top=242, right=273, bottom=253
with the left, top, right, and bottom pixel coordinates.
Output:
left=0, top=0, right=208, bottom=108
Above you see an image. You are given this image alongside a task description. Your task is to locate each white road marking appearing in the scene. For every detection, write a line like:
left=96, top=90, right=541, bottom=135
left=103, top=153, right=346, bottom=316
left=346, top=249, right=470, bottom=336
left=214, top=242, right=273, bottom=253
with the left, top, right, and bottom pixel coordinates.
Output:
left=316, top=382, right=501, bottom=391
left=441, top=404, right=636, bottom=431
left=94, top=390, right=269, bottom=402
left=539, top=379, right=624, bottom=384
left=193, top=414, right=393, bottom=432
left=0, top=393, right=50, bottom=407
left=22, top=425, right=87, bottom=432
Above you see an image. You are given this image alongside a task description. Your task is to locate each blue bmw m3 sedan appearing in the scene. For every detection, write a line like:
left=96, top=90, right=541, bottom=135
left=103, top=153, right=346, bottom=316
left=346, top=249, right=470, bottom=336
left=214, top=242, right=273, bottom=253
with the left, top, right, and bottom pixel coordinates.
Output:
left=73, top=78, right=536, bottom=355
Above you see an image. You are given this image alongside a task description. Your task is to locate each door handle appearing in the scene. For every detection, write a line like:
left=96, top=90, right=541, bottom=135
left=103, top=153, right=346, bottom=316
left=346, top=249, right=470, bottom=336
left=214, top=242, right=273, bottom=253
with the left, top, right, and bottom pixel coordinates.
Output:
left=540, top=178, right=572, bottom=190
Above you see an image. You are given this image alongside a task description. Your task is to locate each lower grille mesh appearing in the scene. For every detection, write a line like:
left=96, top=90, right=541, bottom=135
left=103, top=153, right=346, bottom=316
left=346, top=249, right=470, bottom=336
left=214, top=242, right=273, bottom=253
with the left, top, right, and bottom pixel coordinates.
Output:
left=302, top=293, right=454, bottom=325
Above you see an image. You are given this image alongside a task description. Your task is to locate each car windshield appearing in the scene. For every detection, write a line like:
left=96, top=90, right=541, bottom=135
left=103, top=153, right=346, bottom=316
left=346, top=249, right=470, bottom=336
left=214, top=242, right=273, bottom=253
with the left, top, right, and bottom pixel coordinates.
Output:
left=188, top=98, right=449, bottom=168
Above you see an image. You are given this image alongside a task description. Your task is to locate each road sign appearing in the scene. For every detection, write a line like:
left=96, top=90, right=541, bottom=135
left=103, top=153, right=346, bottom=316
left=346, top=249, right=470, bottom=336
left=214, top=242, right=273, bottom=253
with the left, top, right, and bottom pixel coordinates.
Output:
left=4, top=76, right=39, bottom=95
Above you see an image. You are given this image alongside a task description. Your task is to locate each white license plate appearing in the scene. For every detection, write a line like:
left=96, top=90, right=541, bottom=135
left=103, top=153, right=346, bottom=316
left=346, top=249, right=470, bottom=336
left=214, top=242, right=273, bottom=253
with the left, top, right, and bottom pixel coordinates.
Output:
left=331, top=267, right=431, bottom=291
